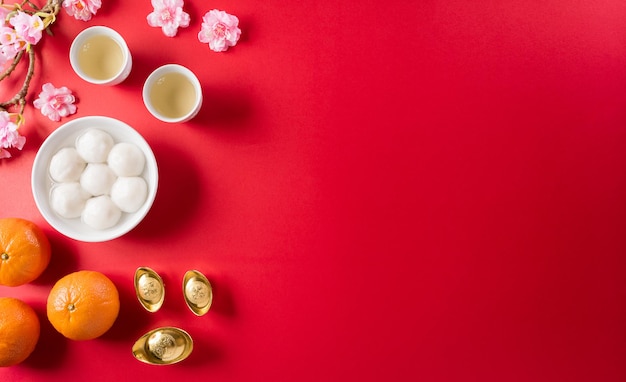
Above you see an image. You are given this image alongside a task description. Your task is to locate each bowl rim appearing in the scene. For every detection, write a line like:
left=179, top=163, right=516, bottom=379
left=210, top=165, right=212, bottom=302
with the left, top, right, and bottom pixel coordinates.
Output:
left=31, top=116, right=158, bottom=242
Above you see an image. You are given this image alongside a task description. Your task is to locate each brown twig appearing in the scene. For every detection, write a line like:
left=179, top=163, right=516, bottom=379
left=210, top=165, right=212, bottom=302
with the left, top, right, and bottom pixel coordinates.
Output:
left=40, top=0, right=61, bottom=19
left=0, top=50, right=23, bottom=82
left=0, top=49, right=35, bottom=114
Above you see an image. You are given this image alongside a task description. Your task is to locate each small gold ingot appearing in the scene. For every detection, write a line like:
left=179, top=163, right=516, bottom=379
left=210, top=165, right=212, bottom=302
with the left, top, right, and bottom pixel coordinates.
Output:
left=134, top=267, right=165, bottom=312
left=183, top=270, right=212, bottom=316
left=132, top=327, right=193, bottom=365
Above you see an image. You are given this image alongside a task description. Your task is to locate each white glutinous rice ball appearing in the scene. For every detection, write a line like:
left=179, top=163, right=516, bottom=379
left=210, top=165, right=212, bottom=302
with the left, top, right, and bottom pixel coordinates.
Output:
left=82, top=195, right=122, bottom=230
left=80, top=163, right=117, bottom=196
left=50, top=182, right=90, bottom=219
left=49, top=147, right=86, bottom=182
left=110, top=177, right=148, bottom=213
left=75, top=128, right=115, bottom=163
left=107, top=142, right=146, bottom=177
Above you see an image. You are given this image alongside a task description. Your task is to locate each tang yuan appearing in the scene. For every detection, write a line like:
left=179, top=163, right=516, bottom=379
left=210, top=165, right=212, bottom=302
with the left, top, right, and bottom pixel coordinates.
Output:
left=110, top=177, right=148, bottom=213
left=50, top=183, right=90, bottom=218
left=82, top=195, right=122, bottom=230
left=49, top=147, right=86, bottom=182
left=80, top=163, right=117, bottom=196
left=75, top=129, right=114, bottom=163
left=108, top=142, right=145, bottom=177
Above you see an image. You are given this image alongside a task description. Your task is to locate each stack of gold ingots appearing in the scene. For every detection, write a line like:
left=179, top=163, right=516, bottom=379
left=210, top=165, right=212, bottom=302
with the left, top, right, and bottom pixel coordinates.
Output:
left=132, top=267, right=213, bottom=365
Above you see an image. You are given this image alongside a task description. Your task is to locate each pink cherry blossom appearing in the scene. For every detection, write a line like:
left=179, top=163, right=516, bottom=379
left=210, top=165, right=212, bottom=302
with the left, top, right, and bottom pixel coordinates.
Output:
left=147, top=0, right=190, bottom=37
left=62, top=0, right=101, bottom=22
left=0, top=26, right=22, bottom=61
left=198, top=10, right=241, bottom=52
left=0, top=111, right=25, bottom=159
left=33, top=83, right=77, bottom=122
left=9, top=11, right=44, bottom=45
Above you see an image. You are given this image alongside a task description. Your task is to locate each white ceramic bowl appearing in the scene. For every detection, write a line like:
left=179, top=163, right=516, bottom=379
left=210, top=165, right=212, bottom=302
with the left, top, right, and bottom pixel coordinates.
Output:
left=32, top=116, right=158, bottom=242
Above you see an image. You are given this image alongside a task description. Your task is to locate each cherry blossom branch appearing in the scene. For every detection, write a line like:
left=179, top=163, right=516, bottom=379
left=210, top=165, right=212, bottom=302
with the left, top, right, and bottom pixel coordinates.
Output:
left=0, top=0, right=61, bottom=115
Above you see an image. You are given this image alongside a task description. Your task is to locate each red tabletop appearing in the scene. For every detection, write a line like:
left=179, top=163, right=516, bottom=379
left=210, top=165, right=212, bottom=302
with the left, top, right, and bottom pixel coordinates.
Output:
left=1, top=1, right=626, bottom=381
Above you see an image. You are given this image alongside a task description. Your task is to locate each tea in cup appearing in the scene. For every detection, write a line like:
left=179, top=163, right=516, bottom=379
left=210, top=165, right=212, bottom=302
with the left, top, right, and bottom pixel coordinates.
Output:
left=69, top=26, right=132, bottom=86
left=142, top=64, right=202, bottom=123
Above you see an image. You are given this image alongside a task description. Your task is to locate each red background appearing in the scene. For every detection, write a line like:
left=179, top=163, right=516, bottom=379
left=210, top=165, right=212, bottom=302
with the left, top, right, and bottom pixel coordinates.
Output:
left=1, top=0, right=626, bottom=380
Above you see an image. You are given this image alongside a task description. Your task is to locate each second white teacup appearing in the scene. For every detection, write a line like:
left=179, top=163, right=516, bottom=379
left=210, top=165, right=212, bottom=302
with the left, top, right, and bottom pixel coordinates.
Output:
left=69, top=26, right=132, bottom=86
left=142, top=64, right=203, bottom=123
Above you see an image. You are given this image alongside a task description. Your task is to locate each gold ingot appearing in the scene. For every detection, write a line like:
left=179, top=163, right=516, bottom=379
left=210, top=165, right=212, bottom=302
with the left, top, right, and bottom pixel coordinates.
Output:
left=134, top=267, right=165, bottom=313
left=132, top=327, right=193, bottom=365
left=183, top=270, right=212, bottom=316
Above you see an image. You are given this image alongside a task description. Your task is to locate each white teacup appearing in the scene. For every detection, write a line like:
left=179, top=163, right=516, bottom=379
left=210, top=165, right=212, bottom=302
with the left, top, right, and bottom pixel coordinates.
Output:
left=142, top=64, right=203, bottom=123
left=69, top=26, right=132, bottom=86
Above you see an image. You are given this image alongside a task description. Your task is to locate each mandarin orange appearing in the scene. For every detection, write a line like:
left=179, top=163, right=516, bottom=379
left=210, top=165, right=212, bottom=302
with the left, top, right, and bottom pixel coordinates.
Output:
left=0, top=297, right=40, bottom=367
left=46, top=270, right=120, bottom=341
left=0, top=217, right=51, bottom=287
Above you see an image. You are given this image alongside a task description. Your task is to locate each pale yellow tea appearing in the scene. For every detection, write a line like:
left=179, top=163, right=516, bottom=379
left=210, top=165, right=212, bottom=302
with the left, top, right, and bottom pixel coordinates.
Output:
left=77, top=35, right=124, bottom=80
left=149, top=72, right=196, bottom=119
